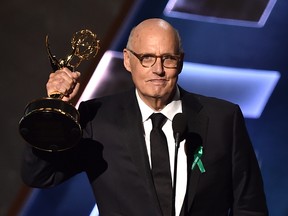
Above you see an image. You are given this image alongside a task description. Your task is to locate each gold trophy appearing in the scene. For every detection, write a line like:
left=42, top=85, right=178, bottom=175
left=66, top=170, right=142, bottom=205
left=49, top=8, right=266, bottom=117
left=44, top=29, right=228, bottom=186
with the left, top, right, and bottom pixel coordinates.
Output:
left=19, top=29, right=100, bottom=152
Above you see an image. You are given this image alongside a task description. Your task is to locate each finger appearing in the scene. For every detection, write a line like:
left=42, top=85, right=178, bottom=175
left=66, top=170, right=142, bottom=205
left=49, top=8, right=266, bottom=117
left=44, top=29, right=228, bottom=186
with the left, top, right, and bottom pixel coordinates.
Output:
left=71, top=71, right=81, bottom=81
left=47, top=69, right=75, bottom=95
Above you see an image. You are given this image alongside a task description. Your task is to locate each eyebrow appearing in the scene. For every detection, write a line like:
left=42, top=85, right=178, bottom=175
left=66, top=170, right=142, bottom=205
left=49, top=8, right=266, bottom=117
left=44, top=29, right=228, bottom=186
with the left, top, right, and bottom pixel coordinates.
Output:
left=140, top=52, right=179, bottom=56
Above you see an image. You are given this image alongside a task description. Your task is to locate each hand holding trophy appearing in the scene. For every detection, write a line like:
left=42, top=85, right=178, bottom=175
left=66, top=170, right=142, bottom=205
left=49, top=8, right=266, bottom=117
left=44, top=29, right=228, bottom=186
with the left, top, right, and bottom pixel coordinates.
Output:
left=19, top=30, right=100, bottom=152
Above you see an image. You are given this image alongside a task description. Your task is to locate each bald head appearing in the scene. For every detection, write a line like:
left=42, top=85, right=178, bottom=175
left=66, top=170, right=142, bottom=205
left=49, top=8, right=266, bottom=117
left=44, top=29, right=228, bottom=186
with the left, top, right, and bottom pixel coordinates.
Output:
left=126, top=18, right=183, bottom=53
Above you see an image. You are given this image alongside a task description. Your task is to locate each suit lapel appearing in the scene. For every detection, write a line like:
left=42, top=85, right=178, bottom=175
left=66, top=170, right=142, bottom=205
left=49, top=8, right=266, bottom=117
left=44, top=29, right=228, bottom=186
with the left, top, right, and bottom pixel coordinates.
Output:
left=118, top=90, right=162, bottom=214
left=180, top=90, right=209, bottom=215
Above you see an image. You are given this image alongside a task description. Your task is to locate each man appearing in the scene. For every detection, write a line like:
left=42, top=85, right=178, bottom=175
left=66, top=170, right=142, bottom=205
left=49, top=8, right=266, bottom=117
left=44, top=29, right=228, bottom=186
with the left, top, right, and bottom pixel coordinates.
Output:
left=21, top=18, right=268, bottom=216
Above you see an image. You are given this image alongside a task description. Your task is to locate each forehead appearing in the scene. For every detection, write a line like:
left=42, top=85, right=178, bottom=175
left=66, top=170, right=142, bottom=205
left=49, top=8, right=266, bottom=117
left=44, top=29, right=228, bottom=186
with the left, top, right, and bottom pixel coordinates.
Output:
left=131, top=23, right=179, bottom=52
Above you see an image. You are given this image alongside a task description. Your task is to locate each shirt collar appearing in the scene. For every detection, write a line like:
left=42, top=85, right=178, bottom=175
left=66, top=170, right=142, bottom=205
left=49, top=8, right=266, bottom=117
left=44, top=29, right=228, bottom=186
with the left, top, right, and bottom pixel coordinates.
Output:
left=136, top=87, right=182, bottom=123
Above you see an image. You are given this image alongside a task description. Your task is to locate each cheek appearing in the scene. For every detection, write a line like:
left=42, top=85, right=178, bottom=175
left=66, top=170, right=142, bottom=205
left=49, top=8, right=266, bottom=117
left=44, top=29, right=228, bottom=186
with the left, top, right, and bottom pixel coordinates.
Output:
left=130, top=69, right=146, bottom=86
left=168, top=70, right=179, bottom=82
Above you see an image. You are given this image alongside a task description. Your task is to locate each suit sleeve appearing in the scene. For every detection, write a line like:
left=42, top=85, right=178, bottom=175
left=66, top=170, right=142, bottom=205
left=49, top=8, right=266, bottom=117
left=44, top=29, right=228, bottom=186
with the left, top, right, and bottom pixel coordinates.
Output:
left=21, top=145, right=83, bottom=188
left=231, top=106, right=269, bottom=216
left=21, top=101, right=106, bottom=188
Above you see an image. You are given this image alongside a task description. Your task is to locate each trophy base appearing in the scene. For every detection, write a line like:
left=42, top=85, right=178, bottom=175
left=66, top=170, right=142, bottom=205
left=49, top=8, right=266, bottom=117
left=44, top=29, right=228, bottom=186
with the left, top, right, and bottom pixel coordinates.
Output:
left=19, top=97, right=82, bottom=152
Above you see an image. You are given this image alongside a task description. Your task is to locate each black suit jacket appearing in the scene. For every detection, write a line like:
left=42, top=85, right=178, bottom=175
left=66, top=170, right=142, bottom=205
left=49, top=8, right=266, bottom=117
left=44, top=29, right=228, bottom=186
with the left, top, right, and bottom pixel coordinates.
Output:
left=21, top=87, right=268, bottom=216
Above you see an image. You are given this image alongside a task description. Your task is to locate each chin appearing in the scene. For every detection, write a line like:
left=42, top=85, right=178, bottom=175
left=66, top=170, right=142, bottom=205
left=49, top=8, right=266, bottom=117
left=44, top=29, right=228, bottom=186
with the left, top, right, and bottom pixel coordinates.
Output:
left=150, top=91, right=170, bottom=100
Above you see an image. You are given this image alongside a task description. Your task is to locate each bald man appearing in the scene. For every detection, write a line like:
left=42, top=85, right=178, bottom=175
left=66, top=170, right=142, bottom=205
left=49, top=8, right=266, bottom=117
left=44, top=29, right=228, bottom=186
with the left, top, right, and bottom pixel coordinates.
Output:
left=22, top=18, right=268, bottom=216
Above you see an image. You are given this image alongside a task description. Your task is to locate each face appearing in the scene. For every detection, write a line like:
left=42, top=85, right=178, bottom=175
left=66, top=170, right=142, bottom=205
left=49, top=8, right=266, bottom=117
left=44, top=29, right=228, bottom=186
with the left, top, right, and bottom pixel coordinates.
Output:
left=123, top=19, right=183, bottom=107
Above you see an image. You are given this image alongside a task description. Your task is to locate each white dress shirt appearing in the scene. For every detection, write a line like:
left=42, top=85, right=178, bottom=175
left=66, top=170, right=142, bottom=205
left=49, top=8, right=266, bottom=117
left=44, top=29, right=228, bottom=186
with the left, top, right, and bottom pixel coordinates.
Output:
left=135, top=88, right=187, bottom=216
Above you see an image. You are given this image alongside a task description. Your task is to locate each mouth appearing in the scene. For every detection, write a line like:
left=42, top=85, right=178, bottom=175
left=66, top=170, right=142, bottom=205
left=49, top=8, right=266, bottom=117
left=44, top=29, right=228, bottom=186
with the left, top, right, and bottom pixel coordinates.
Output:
left=147, top=79, right=168, bottom=85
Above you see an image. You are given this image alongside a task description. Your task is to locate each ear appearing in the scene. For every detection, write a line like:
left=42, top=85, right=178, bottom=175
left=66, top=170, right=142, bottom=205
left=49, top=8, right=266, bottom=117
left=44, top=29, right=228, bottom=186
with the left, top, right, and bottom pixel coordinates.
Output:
left=123, top=49, right=132, bottom=73
left=177, top=52, right=184, bottom=74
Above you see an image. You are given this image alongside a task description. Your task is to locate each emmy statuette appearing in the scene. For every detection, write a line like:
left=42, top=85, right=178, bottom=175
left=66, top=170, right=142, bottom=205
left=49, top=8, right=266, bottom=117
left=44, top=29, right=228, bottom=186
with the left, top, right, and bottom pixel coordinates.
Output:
left=19, top=29, right=100, bottom=152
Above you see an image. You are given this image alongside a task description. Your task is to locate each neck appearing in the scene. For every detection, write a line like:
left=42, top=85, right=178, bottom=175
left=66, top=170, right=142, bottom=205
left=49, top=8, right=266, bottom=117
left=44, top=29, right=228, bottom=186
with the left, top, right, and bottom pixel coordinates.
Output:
left=138, top=88, right=177, bottom=112
left=150, top=98, right=167, bottom=111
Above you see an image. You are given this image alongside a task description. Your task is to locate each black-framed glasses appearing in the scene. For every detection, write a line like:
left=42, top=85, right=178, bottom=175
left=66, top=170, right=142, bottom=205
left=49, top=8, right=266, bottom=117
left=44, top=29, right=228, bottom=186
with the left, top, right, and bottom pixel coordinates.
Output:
left=126, top=48, right=182, bottom=69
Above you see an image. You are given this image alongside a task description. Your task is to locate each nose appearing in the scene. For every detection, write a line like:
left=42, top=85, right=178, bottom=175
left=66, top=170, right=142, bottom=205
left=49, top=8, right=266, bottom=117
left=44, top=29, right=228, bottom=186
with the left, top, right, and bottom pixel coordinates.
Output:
left=152, top=57, right=165, bottom=75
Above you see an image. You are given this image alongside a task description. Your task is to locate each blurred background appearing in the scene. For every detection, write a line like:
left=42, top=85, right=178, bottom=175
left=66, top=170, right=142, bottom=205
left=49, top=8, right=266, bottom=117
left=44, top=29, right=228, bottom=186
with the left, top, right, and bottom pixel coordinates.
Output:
left=1, top=0, right=287, bottom=215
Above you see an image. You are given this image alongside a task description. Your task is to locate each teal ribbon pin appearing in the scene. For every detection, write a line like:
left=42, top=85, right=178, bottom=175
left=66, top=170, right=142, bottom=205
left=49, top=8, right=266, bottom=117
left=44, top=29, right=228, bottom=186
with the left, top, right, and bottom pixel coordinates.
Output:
left=191, top=146, right=206, bottom=173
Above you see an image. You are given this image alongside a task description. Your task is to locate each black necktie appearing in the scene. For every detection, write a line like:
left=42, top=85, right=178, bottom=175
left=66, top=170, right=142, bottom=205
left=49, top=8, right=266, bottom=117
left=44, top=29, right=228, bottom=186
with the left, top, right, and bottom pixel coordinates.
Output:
left=150, top=113, right=172, bottom=216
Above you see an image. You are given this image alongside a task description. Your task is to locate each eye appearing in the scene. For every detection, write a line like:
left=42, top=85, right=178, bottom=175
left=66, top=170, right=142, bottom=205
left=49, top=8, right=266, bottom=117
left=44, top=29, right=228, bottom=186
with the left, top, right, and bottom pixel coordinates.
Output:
left=163, top=55, right=178, bottom=61
left=141, top=54, right=155, bottom=61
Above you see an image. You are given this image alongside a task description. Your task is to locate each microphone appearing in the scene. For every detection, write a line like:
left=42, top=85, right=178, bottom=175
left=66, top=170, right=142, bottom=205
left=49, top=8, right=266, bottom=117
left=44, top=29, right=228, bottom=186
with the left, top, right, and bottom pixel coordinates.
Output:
left=172, top=113, right=187, bottom=148
left=171, top=113, right=187, bottom=216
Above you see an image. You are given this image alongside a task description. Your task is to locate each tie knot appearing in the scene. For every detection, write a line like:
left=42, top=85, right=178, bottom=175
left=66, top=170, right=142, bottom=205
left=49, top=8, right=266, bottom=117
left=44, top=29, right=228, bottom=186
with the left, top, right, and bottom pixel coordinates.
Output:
left=150, top=113, right=166, bottom=129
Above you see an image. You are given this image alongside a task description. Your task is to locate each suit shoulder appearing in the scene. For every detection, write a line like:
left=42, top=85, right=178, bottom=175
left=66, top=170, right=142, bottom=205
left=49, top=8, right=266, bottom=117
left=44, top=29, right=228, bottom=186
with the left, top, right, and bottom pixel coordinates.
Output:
left=81, top=89, right=134, bottom=107
left=188, top=92, right=240, bottom=115
left=196, top=93, right=236, bottom=107
left=78, top=90, right=135, bottom=126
